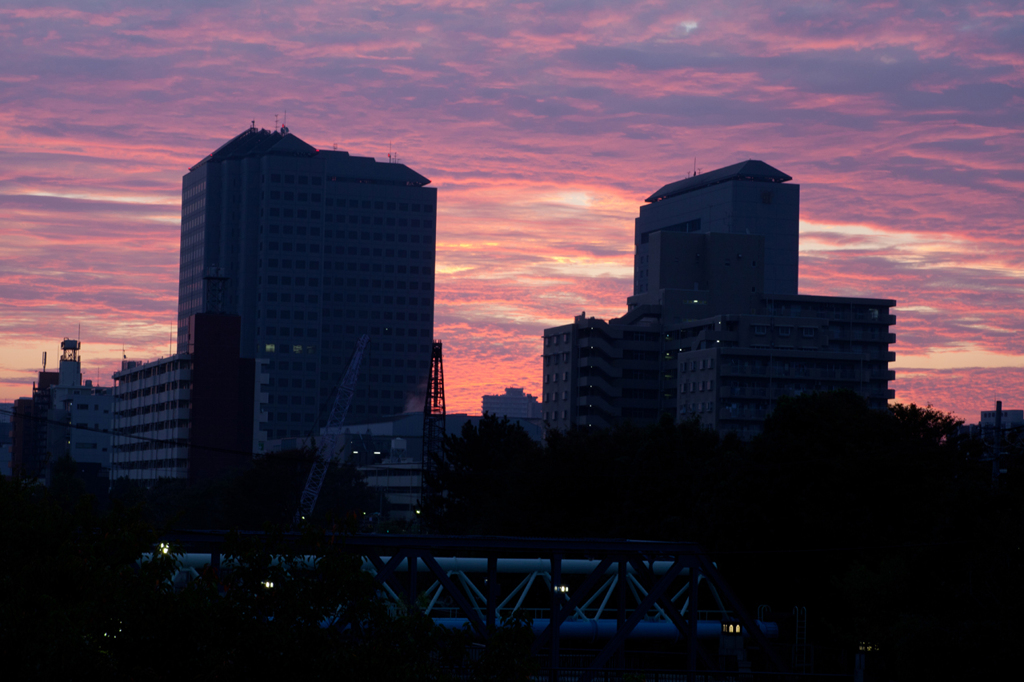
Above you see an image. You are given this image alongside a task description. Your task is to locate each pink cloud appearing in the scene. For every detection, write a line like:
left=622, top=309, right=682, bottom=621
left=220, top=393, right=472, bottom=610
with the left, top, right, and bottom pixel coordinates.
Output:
left=0, top=0, right=1021, bottom=419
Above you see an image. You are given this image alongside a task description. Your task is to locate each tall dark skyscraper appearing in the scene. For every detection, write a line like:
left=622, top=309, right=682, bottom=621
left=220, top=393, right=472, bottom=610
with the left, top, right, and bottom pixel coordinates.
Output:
left=177, top=124, right=437, bottom=438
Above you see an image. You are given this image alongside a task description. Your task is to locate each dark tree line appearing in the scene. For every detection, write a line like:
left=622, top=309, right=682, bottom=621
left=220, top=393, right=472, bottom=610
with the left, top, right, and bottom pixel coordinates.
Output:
left=424, top=391, right=1024, bottom=679
left=106, top=448, right=381, bottom=530
left=0, top=471, right=534, bottom=680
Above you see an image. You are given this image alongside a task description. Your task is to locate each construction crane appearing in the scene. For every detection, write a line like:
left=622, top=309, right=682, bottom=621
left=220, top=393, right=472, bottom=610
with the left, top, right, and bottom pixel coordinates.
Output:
left=294, top=334, right=369, bottom=525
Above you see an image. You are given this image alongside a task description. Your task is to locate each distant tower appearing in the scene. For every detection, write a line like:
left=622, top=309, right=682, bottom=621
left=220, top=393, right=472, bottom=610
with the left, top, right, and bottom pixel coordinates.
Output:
left=421, top=340, right=445, bottom=498
left=58, top=338, right=82, bottom=387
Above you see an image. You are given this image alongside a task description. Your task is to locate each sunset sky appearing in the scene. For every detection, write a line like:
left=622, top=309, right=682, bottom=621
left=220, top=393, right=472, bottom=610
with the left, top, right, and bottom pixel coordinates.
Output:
left=1, top=0, right=1022, bottom=421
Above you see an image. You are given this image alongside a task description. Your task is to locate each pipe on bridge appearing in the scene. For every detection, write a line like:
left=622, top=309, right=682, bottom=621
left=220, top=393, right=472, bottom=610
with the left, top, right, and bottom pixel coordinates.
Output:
left=171, top=554, right=699, bottom=576
left=433, top=618, right=779, bottom=642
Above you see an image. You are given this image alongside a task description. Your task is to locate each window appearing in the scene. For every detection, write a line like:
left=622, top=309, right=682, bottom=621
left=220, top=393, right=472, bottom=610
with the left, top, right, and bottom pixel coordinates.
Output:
left=753, top=325, right=767, bottom=336
left=802, top=327, right=816, bottom=338
left=778, top=326, right=792, bottom=337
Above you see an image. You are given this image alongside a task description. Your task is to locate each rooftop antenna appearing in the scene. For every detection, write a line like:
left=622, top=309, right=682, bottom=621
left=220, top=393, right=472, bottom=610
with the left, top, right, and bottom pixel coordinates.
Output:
left=333, top=142, right=338, bottom=151
left=42, top=351, right=47, bottom=373
left=693, top=157, right=697, bottom=176
left=251, top=119, right=256, bottom=131
left=274, top=114, right=279, bottom=131
left=122, top=343, right=126, bottom=361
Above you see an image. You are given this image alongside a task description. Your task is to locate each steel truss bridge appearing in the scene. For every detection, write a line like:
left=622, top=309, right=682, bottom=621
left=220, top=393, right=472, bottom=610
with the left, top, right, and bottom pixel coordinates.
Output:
left=160, top=532, right=792, bottom=680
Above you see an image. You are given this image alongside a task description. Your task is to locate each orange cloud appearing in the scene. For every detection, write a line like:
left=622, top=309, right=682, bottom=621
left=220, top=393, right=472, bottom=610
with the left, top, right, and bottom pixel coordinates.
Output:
left=0, top=0, right=1021, bottom=419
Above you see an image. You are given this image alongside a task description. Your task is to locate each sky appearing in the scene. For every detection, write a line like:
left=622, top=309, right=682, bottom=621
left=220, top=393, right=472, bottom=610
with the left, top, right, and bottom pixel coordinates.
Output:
left=0, top=0, right=1022, bottom=421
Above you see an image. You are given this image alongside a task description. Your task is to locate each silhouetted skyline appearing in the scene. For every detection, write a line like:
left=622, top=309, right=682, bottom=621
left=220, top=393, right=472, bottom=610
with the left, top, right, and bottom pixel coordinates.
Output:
left=1, top=1, right=1022, bottom=418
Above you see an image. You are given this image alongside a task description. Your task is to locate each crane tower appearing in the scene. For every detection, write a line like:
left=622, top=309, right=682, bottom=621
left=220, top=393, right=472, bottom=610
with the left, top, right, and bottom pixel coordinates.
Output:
left=294, top=334, right=369, bottom=524
left=421, top=340, right=445, bottom=499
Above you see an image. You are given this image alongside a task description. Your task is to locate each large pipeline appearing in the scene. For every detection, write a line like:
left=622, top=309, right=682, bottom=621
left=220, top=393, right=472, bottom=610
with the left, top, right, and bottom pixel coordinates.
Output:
left=433, top=618, right=779, bottom=642
left=168, top=554, right=694, bottom=576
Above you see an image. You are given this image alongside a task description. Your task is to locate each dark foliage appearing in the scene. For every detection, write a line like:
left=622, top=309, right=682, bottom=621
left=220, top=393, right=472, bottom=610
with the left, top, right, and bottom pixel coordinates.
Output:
left=424, top=394, right=1024, bottom=678
left=108, top=447, right=378, bottom=530
left=0, top=475, right=533, bottom=680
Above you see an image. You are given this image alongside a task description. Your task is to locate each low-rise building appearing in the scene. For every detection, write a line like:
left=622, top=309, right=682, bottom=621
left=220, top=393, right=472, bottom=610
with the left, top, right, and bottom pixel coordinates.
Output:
left=317, top=412, right=544, bottom=519
left=111, top=313, right=268, bottom=484
left=47, top=339, right=114, bottom=476
left=482, top=387, right=542, bottom=419
left=9, top=371, right=57, bottom=480
left=9, top=338, right=114, bottom=483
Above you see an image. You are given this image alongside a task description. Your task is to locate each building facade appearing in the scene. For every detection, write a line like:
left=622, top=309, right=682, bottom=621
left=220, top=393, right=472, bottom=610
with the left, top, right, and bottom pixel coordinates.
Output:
left=8, top=339, right=113, bottom=482
left=481, top=387, right=542, bottom=419
left=177, top=124, right=437, bottom=441
left=543, top=161, right=896, bottom=438
left=10, top=371, right=58, bottom=480
left=47, top=339, right=114, bottom=474
left=112, top=313, right=269, bottom=483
